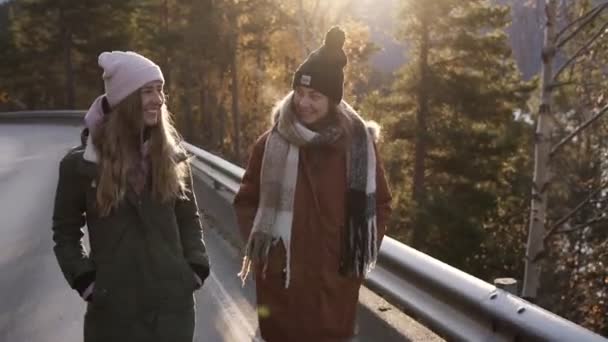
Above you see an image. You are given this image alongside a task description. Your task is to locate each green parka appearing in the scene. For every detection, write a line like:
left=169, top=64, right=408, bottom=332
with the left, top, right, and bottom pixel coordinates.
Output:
left=52, top=143, right=210, bottom=342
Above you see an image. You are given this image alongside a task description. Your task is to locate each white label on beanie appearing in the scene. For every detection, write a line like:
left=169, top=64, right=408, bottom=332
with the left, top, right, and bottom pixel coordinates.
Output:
left=301, top=74, right=311, bottom=86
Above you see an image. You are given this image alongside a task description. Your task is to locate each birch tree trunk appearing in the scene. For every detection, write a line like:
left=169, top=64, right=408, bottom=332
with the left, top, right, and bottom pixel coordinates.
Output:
left=522, top=0, right=557, bottom=301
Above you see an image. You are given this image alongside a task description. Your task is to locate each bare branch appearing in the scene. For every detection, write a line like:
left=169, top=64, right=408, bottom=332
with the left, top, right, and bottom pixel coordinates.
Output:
left=550, top=104, right=608, bottom=157
left=296, top=0, right=311, bottom=57
left=553, top=20, right=608, bottom=81
left=546, top=110, right=567, bottom=132
left=557, top=0, right=577, bottom=22
left=331, top=0, right=355, bottom=24
left=312, top=0, right=320, bottom=19
left=555, top=3, right=608, bottom=47
left=309, top=0, right=321, bottom=34
left=556, top=216, right=608, bottom=234
left=544, top=184, right=608, bottom=241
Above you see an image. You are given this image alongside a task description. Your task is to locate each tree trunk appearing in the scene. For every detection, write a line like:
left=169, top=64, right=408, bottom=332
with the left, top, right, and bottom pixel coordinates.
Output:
left=230, top=36, right=242, bottom=164
left=252, top=45, right=264, bottom=129
left=218, top=103, right=226, bottom=152
left=411, top=6, right=431, bottom=248
left=522, top=0, right=557, bottom=301
left=59, top=6, right=75, bottom=109
left=181, top=60, right=194, bottom=142
left=181, top=95, right=192, bottom=140
left=160, top=0, right=171, bottom=87
left=203, top=88, right=213, bottom=147
left=199, top=64, right=212, bottom=147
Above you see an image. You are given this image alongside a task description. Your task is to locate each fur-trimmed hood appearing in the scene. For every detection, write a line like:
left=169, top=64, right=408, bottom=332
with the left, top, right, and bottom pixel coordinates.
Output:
left=82, top=134, right=189, bottom=165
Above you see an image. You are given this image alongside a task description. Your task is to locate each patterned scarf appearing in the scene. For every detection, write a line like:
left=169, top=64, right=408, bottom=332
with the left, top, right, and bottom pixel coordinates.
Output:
left=238, top=92, right=378, bottom=288
left=128, top=139, right=151, bottom=195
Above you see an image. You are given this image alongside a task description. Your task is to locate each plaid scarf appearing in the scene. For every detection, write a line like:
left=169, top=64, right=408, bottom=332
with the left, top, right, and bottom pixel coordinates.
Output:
left=239, top=92, right=378, bottom=288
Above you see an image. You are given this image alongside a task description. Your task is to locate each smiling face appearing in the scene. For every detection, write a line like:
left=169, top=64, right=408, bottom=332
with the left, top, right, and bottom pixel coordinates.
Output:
left=293, top=86, right=330, bottom=126
left=140, top=80, right=165, bottom=127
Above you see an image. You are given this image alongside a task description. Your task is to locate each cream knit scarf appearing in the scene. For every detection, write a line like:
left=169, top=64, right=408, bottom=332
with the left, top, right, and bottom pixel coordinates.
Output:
left=239, top=92, right=378, bottom=288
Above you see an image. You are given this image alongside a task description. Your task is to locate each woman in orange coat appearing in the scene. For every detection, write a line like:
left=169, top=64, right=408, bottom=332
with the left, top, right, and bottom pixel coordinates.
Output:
left=233, top=27, right=392, bottom=342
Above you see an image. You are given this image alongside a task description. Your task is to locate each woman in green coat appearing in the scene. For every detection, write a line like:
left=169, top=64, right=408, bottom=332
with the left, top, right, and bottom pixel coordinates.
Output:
left=51, top=51, right=210, bottom=342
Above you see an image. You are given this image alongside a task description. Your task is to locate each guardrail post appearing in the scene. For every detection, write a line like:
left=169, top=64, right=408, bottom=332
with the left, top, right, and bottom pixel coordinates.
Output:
left=494, top=278, right=518, bottom=295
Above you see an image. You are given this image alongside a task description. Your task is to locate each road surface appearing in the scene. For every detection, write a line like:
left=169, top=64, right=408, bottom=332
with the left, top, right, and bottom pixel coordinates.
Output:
left=0, top=122, right=441, bottom=341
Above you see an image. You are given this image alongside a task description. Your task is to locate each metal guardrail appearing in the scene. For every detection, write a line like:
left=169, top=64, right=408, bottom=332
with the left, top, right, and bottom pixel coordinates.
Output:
left=182, top=142, right=244, bottom=194
left=4, top=110, right=608, bottom=341
left=0, top=110, right=85, bottom=121
left=181, top=137, right=608, bottom=342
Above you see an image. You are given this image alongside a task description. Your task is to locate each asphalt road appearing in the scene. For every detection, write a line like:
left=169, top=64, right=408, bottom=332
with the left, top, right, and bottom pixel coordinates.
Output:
left=0, top=122, right=440, bottom=342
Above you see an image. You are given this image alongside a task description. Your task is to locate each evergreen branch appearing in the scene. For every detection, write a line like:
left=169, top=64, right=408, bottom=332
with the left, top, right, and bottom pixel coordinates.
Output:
left=429, top=56, right=469, bottom=69
left=550, top=80, right=604, bottom=90
left=555, top=3, right=608, bottom=48
left=553, top=20, right=608, bottom=81
left=548, top=80, right=578, bottom=89
left=544, top=184, right=608, bottom=242
left=550, top=104, right=608, bottom=157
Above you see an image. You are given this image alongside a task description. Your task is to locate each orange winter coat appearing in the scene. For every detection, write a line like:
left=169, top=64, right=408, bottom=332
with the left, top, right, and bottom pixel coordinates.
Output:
left=233, top=130, right=392, bottom=342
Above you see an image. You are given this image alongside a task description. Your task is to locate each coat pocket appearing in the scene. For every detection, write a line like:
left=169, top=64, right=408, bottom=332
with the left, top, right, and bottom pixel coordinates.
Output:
left=88, top=264, right=138, bottom=318
left=179, top=260, right=200, bottom=292
left=257, top=240, right=287, bottom=277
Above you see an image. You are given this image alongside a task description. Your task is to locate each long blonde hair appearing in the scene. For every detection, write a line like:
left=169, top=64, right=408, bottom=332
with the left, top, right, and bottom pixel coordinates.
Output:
left=91, top=91, right=188, bottom=216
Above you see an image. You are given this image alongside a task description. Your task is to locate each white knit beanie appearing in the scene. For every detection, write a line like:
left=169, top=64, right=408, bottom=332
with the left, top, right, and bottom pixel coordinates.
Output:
left=98, top=51, right=164, bottom=107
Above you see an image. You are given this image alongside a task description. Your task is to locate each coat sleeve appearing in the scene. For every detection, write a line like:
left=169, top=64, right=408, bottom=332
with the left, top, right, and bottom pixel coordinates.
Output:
left=232, top=133, right=268, bottom=242
left=175, top=163, right=210, bottom=284
left=52, top=153, right=96, bottom=295
left=375, top=143, right=392, bottom=246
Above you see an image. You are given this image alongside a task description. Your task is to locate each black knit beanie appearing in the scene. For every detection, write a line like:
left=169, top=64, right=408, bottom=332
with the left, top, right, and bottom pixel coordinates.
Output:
left=292, top=26, right=348, bottom=103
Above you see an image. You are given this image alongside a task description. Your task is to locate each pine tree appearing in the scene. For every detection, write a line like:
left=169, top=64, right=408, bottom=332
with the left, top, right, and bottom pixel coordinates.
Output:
left=365, top=0, right=535, bottom=276
left=3, top=0, right=135, bottom=109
